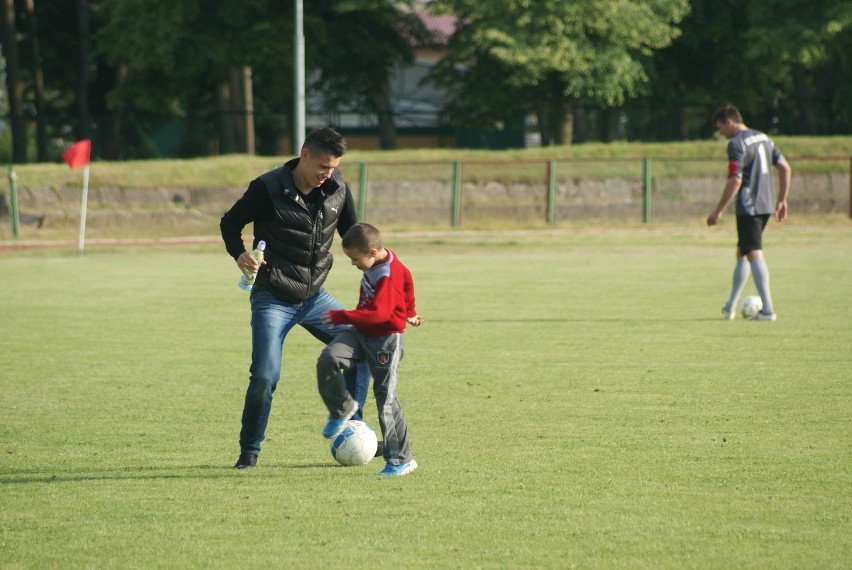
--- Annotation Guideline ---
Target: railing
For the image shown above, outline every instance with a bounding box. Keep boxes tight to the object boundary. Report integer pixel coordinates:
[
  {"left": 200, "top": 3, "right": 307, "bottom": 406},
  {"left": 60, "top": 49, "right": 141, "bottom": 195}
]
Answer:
[
  {"left": 350, "top": 156, "right": 852, "bottom": 228},
  {"left": 3, "top": 156, "right": 850, "bottom": 241}
]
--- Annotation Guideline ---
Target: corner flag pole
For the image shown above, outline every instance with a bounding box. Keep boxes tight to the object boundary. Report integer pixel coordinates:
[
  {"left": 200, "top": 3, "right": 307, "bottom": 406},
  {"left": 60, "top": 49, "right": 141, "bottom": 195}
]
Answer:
[
  {"left": 61, "top": 139, "right": 92, "bottom": 256},
  {"left": 77, "top": 164, "right": 90, "bottom": 256}
]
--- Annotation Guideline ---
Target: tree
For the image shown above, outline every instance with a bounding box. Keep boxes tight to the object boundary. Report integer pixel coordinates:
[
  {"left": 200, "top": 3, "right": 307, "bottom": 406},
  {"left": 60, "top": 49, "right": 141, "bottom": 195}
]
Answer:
[
  {"left": 23, "top": 0, "right": 47, "bottom": 161},
  {"left": 97, "top": 0, "right": 289, "bottom": 157},
  {"left": 306, "top": 0, "right": 429, "bottom": 150},
  {"left": 1, "top": 0, "right": 26, "bottom": 162},
  {"left": 745, "top": 0, "right": 852, "bottom": 135},
  {"left": 4, "top": 0, "right": 848, "bottom": 163},
  {"left": 23, "top": 1, "right": 86, "bottom": 158},
  {"left": 429, "top": 0, "right": 689, "bottom": 145},
  {"left": 622, "top": 0, "right": 755, "bottom": 141},
  {"left": 74, "top": 0, "right": 91, "bottom": 141},
  {"left": 628, "top": 0, "right": 852, "bottom": 141}
]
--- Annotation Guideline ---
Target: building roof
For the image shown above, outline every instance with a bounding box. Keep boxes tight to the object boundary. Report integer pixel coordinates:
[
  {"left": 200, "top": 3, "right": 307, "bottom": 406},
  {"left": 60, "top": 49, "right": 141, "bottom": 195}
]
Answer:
[{"left": 417, "top": 11, "right": 459, "bottom": 45}]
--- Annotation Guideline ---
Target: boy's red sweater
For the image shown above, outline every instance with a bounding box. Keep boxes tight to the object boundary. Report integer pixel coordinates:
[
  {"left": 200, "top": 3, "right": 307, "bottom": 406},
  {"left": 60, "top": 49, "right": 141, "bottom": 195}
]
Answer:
[{"left": 328, "top": 249, "right": 417, "bottom": 336}]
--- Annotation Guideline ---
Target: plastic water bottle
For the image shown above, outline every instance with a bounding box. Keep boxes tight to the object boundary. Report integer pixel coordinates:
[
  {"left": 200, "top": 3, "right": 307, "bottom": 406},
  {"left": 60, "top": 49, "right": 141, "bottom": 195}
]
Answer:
[{"left": 238, "top": 240, "right": 266, "bottom": 291}]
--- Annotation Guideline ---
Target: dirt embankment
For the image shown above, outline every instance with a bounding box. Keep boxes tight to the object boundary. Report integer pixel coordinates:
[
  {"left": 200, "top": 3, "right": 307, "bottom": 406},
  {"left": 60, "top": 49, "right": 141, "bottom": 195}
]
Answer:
[{"left": 2, "top": 171, "right": 849, "bottom": 231}]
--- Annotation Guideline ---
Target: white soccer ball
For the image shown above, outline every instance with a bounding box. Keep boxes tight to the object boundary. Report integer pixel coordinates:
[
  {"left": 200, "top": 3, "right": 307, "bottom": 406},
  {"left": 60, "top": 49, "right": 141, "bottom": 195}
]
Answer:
[
  {"left": 741, "top": 295, "right": 763, "bottom": 319},
  {"left": 330, "top": 420, "right": 378, "bottom": 466}
]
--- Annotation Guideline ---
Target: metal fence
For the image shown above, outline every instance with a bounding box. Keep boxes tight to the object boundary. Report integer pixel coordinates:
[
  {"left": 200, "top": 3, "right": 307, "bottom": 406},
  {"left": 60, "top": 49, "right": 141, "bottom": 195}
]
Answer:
[
  {"left": 3, "top": 156, "right": 850, "bottom": 243},
  {"left": 352, "top": 157, "right": 852, "bottom": 228}
]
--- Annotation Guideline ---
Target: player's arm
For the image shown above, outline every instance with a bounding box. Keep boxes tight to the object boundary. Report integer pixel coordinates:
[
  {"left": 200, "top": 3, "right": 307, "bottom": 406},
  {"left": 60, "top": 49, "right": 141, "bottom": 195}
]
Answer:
[
  {"left": 330, "top": 278, "right": 396, "bottom": 327},
  {"left": 220, "top": 180, "right": 270, "bottom": 259},
  {"left": 707, "top": 167, "right": 742, "bottom": 226},
  {"left": 774, "top": 159, "right": 792, "bottom": 222},
  {"left": 403, "top": 266, "right": 422, "bottom": 326},
  {"left": 337, "top": 182, "right": 359, "bottom": 235}
]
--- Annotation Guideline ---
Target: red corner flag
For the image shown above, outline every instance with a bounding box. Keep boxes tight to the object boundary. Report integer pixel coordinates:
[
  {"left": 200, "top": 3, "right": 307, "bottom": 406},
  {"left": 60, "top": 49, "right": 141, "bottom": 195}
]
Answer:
[{"left": 62, "top": 139, "right": 91, "bottom": 169}]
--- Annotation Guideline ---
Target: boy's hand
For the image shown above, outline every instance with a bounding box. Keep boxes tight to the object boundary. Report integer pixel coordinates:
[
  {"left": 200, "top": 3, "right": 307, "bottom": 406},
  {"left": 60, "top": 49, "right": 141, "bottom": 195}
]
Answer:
[
  {"left": 407, "top": 315, "right": 423, "bottom": 327},
  {"left": 321, "top": 311, "right": 333, "bottom": 328}
]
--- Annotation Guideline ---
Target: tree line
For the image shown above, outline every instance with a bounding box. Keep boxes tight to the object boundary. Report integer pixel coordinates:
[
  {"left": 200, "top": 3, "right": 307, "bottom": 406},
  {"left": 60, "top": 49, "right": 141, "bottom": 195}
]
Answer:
[{"left": 1, "top": 0, "right": 850, "bottom": 163}]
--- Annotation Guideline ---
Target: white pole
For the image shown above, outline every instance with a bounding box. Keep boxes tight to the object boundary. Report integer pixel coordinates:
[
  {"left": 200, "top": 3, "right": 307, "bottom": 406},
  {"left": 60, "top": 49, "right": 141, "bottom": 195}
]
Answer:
[
  {"left": 77, "top": 165, "right": 90, "bottom": 256},
  {"left": 294, "top": 0, "right": 305, "bottom": 153}
]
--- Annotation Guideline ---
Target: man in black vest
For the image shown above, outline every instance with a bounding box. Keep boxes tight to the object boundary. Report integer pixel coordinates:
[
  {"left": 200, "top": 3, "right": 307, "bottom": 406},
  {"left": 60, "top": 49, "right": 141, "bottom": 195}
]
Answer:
[{"left": 220, "top": 128, "right": 370, "bottom": 469}]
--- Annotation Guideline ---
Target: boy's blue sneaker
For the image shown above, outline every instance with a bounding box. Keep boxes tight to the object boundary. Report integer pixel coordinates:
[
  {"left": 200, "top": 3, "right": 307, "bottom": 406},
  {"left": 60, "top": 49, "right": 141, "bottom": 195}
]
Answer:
[
  {"left": 379, "top": 459, "right": 418, "bottom": 477},
  {"left": 322, "top": 401, "right": 359, "bottom": 439}
]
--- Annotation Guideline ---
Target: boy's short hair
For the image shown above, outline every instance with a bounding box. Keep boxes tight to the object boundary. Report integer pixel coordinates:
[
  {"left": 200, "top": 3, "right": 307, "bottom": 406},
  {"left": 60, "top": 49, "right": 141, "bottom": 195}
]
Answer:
[
  {"left": 302, "top": 128, "right": 347, "bottom": 157},
  {"left": 712, "top": 104, "right": 743, "bottom": 125},
  {"left": 342, "top": 223, "right": 383, "bottom": 253}
]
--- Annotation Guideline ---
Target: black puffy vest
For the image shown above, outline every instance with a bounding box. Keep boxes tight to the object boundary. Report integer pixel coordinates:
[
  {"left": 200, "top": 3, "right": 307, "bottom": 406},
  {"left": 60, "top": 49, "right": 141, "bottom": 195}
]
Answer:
[{"left": 253, "top": 159, "right": 348, "bottom": 303}]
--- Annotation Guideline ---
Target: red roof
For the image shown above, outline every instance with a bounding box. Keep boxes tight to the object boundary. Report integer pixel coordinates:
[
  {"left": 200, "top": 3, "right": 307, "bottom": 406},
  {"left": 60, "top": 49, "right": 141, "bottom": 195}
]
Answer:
[{"left": 417, "top": 11, "right": 459, "bottom": 44}]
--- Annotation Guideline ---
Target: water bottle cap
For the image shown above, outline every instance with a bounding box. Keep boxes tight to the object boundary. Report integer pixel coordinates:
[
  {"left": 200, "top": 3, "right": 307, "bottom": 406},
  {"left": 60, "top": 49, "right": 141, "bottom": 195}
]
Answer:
[{"left": 257, "top": 240, "right": 266, "bottom": 250}]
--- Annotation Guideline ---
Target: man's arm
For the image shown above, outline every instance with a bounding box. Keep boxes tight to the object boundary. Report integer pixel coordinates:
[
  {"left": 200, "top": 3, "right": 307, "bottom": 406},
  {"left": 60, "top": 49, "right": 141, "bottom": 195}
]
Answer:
[
  {"left": 220, "top": 180, "right": 270, "bottom": 259},
  {"left": 707, "top": 175, "right": 742, "bottom": 226},
  {"left": 338, "top": 183, "right": 359, "bottom": 236},
  {"left": 774, "top": 159, "right": 792, "bottom": 221}
]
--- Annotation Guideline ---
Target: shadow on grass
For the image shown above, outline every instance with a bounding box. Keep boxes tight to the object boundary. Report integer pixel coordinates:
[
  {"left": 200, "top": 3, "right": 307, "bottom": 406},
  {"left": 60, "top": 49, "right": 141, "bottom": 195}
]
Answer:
[
  {"left": 428, "top": 317, "right": 731, "bottom": 322},
  {"left": 0, "top": 462, "right": 336, "bottom": 484}
]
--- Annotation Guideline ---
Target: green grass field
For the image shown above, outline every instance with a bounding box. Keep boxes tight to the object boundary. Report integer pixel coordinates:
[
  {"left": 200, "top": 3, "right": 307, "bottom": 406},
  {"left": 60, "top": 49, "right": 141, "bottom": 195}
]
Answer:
[{"left": 1, "top": 227, "right": 850, "bottom": 568}]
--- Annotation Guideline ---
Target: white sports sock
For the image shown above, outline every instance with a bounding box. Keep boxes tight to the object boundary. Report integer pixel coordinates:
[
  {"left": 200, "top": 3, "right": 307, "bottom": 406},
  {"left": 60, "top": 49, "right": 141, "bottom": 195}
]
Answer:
[
  {"left": 750, "top": 258, "right": 774, "bottom": 314},
  {"left": 725, "top": 258, "right": 750, "bottom": 313}
]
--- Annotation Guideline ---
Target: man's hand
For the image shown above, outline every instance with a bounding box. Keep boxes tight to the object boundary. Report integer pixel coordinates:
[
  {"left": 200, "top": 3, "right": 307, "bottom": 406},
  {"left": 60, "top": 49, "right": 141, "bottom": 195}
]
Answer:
[
  {"left": 708, "top": 176, "right": 741, "bottom": 227},
  {"left": 775, "top": 200, "right": 788, "bottom": 222},
  {"left": 237, "top": 251, "right": 264, "bottom": 275}
]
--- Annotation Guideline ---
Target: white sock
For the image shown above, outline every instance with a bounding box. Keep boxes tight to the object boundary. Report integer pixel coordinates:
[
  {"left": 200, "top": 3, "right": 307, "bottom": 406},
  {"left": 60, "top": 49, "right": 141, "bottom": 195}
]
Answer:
[
  {"left": 750, "top": 258, "right": 774, "bottom": 314},
  {"left": 725, "top": 258, "right": 750, "bottom": 313}
]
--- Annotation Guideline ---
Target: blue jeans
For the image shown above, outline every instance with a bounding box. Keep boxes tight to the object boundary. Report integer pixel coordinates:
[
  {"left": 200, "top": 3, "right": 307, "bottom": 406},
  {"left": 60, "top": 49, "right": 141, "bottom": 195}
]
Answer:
[{"left": 240, "top": 287, "right": 370, "bottom": 455}]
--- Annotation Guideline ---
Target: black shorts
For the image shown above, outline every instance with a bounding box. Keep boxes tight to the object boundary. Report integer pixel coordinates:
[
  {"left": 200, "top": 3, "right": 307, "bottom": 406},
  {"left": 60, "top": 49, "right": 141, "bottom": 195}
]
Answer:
[{"left": 736, "top": 214, "right": 770, "bottom": 255}]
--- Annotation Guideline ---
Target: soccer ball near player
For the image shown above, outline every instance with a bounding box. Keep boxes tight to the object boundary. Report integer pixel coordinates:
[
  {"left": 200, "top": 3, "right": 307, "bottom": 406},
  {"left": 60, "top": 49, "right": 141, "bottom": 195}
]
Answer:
[
  {"left": 741, "top": 295, "right": 763, "bottom": 319},
  {"left": 330, "top": 420, "right": 378, "bottom": 466}
]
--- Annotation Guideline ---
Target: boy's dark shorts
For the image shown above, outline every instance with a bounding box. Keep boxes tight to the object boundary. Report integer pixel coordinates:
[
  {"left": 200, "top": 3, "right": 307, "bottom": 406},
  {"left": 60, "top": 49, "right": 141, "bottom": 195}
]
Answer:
[{"left": 736, "top": 214, "right": 770, "bottom": 255}]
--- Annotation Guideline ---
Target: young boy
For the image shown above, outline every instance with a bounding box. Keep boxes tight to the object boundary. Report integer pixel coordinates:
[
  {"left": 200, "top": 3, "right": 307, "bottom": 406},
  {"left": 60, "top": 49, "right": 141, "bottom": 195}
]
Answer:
[{"left": 317, "top": 223, "right": 423, "bottom": 476}]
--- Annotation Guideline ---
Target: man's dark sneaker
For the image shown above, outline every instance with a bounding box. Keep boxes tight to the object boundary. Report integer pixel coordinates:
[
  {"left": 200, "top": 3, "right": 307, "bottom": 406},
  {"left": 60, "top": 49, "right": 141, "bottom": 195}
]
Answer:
[
  {"left": 374, "top": 440, "right": 384, "bottom": 458},
  {"left": 234, "top": 453, "right": 257, "bottom": 469}
]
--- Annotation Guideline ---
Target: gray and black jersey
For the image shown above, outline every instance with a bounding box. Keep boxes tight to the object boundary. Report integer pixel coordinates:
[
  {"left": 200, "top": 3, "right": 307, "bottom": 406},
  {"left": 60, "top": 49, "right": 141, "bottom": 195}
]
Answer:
[{"left": 727, "top": 129, "right": 786, "bottom": 216}]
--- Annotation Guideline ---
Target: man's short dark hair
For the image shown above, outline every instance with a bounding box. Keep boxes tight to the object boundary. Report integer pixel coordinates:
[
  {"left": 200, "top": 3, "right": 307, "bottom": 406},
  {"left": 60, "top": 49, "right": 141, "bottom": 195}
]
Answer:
[
  {"left": 302, "top": 128, "right": 347, "bottom": 157},
  {"left": 713, "top": 104, "right": 743, "bottom": 125}
]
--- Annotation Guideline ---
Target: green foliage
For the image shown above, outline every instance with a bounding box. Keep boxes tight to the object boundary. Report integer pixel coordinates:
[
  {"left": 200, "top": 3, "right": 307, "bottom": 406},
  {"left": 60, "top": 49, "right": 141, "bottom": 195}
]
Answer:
[
  {"left": 94, "top": 0, "right": 288, "bottom": 157},
  {"left": 628, "top": 0, "right": 852, "bottom": 140},
  {"left": 0, "top": 127, "right": 10, "bottom": 163},
  {"left": 1, "top": 229, "right": 850, "bottom": 567},
  {"left": 430, "top": 0, "right": 689, "bottom": 142},
  {"left": 308, "top": 1, "right": 428, "bottom": 111},
  {"left": 4, "top": 0, "right": 852, "bottom": 162}
]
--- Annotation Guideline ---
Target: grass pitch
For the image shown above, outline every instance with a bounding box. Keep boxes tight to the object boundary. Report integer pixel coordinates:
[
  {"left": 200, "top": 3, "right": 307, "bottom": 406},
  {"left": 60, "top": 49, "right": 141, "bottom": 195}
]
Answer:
[{"left": 1, "top": 226, "right": 850, "bottom": 568}]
